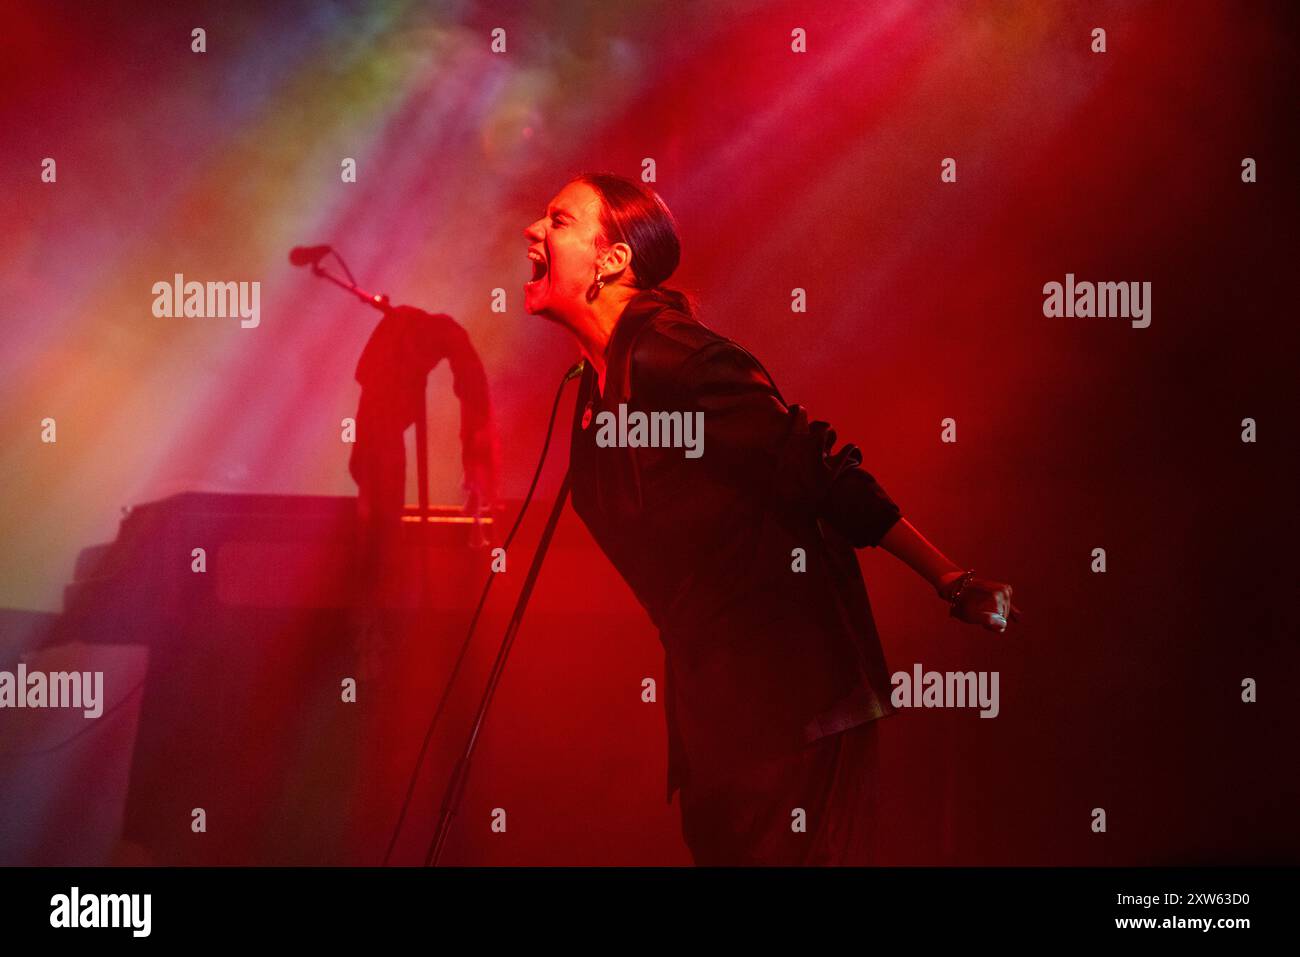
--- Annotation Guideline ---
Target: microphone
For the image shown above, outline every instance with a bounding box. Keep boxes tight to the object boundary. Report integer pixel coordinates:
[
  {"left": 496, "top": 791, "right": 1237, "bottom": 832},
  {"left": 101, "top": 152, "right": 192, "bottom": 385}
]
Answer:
[{"left": 289, "top": 244, "right": 332, "bottom": 267}]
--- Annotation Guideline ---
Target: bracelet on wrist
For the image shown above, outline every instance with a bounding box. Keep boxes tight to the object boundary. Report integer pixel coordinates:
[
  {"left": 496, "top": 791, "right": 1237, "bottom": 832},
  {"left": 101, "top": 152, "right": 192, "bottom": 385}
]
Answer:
[{"left": 937, "top": 568, "right": 975, "bottom": 603}]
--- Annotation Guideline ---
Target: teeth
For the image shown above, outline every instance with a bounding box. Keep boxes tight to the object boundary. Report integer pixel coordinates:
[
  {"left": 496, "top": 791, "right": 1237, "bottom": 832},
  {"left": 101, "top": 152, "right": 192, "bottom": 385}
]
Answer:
[{"left": 527, "top": 251, "right": 545, "bottom": 262}]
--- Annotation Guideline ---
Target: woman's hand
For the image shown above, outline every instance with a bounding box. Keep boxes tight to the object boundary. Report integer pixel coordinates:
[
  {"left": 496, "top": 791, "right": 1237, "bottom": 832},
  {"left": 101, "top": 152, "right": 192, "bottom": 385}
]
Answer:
[{"left": 940, "top": 573, "right": 1022, "bottom": 633}]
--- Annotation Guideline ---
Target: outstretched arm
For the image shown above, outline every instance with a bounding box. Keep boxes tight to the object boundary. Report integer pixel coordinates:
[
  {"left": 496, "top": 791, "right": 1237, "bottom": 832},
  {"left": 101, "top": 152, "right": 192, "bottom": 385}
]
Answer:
[
  {"left": 879, "top": 517, "right": 1022, "bottom": 632},
  {"left": 878, "top": 517, "right": 964, "bottom": 592},
  {"left": 635, "top": 326, "right": 1021, "bottom": 632}
]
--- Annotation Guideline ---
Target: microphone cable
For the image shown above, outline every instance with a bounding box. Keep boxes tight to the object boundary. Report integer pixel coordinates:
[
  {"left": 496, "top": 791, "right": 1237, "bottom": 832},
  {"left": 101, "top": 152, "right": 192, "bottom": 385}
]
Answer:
[{"left": 382, "top": 358, "right": 585, "bottom": 865}]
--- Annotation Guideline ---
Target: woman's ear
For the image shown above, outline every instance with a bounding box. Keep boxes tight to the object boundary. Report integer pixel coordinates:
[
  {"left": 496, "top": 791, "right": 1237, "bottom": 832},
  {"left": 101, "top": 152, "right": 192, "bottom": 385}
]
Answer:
[{"left": 600, "top": 241, "right": 634, "bottom": 277}]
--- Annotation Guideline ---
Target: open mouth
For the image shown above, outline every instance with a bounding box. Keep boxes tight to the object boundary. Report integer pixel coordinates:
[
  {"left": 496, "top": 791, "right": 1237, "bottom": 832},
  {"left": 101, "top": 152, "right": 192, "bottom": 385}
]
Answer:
[{"left": 526, "top": 249, "right": 548, "bottom": 286}]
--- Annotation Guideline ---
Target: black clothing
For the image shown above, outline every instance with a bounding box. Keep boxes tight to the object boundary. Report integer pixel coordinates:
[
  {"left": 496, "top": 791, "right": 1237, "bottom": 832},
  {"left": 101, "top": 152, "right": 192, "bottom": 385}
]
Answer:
[
  {"left": 349, "top": 306, "right": 496, "bottom": 522},
  {"left": 678, "top": 716, "right": 882, "bottom": 865},
  {"left": 567, "top": 287, "right": 904, "bottom": 804}
]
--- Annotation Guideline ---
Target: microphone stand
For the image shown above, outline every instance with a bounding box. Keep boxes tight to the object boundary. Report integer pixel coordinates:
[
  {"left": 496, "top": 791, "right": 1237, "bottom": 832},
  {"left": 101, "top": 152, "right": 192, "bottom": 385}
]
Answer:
[
  {"left": 424, "top": 469, "right": 574, "bottom": 866},
  {"left": 310, "top": 259, "right": 394, "bottom": 316},
  {"left": 307, "top": 247, "right": 541, "bottom": 868}
]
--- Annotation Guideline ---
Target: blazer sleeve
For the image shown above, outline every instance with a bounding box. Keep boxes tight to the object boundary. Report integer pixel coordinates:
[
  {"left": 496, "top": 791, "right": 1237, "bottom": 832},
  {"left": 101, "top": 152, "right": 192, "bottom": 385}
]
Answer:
[{"left": 634, "top": 330, "right": 904, "bottom": 548}]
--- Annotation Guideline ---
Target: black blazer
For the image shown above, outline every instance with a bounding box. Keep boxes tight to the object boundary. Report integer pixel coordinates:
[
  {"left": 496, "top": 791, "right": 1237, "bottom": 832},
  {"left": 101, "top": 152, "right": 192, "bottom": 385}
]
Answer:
[{"left": 568, "top": 287, "right": 904, "bottom": 802}]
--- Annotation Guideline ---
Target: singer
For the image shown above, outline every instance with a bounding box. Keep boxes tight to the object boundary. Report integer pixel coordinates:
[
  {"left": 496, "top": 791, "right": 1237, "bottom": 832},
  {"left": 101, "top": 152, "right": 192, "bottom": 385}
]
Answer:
[{"left": 522, "top": 172, "right": 1021, "bottom": 866}]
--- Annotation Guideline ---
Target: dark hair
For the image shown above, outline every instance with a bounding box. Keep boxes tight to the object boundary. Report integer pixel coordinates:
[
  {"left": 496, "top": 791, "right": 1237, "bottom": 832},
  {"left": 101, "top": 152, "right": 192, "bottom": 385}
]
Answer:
[{"left": 573, "top": 171, "right": 695, "bottom": 316}]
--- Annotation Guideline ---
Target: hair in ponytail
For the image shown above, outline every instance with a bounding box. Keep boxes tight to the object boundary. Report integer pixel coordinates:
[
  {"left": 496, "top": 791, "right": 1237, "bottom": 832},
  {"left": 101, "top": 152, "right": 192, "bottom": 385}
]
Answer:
[
  {"left": 649, "top": 285, "right": 694, "bottom": 315},
  {"left": 573, "top": 171, "right": 696, "bottom": 317}
]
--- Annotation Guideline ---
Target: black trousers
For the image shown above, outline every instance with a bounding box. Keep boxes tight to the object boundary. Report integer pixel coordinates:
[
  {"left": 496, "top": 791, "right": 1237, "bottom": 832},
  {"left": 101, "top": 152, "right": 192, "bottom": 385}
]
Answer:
[{"left": 678, "top": 719, "right": 882, "bottom": 866}]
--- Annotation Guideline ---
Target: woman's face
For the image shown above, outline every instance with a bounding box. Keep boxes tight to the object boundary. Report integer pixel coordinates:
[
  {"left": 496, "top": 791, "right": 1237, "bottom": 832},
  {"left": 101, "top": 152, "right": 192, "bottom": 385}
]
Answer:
[{"left": 522, "top": 180, "right": 608, "bottom": 317}]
